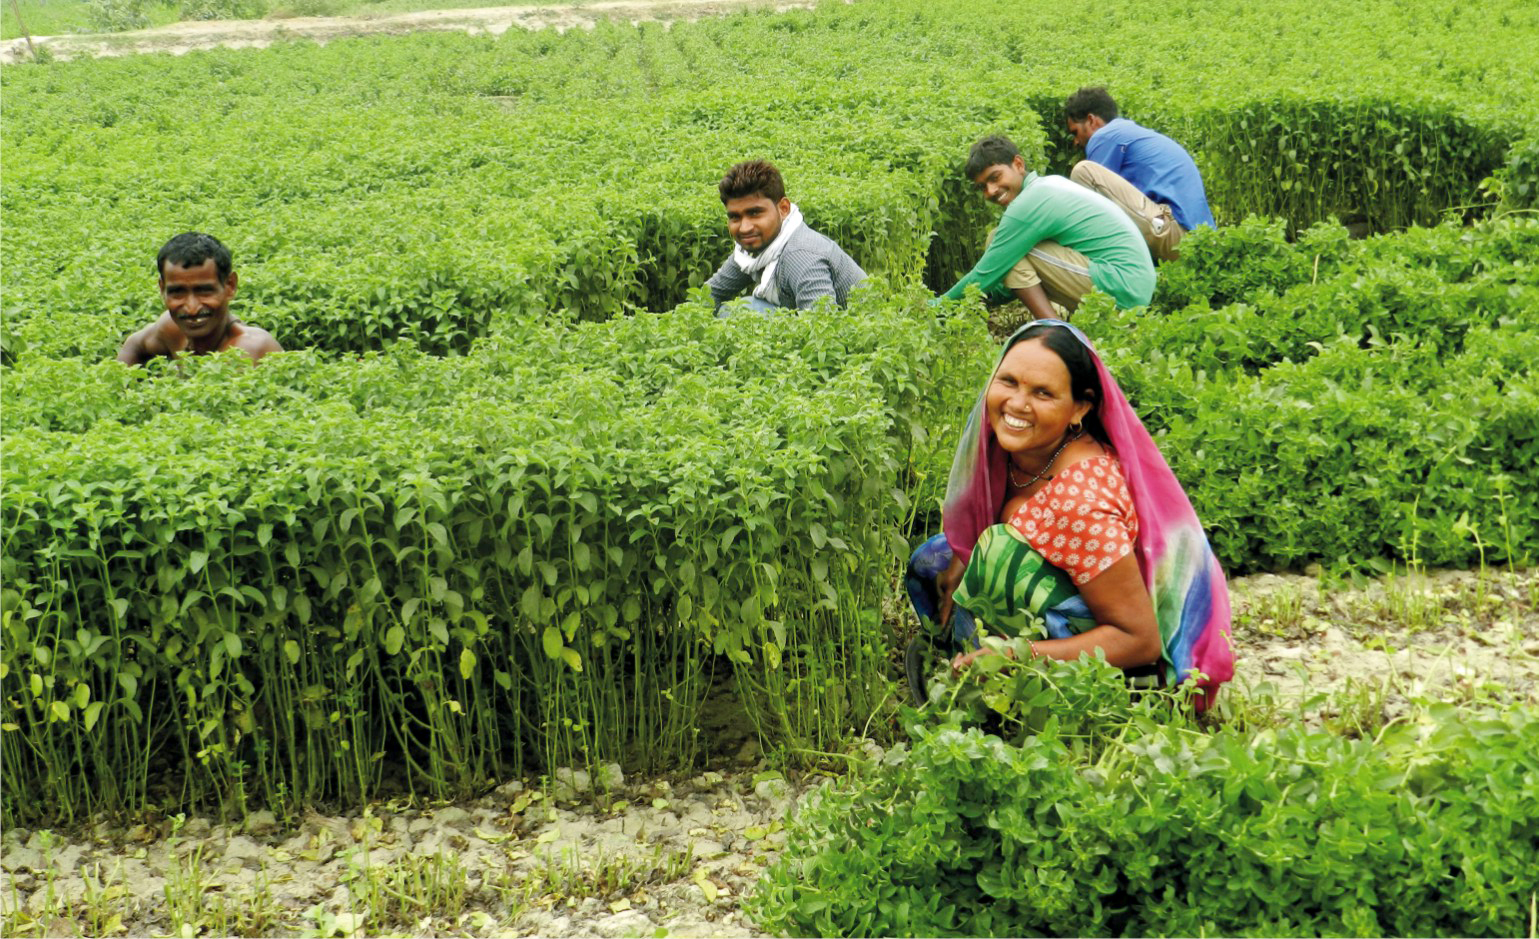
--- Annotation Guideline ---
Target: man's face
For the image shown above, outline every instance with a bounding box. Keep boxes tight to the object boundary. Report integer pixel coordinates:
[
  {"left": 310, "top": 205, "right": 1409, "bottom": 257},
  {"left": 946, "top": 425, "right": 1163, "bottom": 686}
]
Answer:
[
  {"left": 1066, "top": 114, "right": 1104, "bottom": 149},
  {"left": 725, "top": 193, "right": 791, "bottom": 253},
  {"left": 160, "top": 259, "right": 237, "bottom": 341},
  {"left": 972, "top": 155, "right": 1028, "bottom": 208}
]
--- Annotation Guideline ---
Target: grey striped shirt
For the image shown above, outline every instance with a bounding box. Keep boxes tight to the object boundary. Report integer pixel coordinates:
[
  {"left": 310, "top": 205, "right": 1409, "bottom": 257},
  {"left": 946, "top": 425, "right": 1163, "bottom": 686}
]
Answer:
[{"left": 706, "top": 224, "right": 868, "bottom": 310}]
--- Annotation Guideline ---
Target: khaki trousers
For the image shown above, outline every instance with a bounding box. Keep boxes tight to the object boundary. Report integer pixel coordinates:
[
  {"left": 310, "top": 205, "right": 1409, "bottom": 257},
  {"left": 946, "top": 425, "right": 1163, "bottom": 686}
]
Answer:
[
  {"left": 989, "top": 229, "right": 1095, "bottom": 313},
  {"left": 1070, "top": 160, "right": 1184, "bottom": 262}
]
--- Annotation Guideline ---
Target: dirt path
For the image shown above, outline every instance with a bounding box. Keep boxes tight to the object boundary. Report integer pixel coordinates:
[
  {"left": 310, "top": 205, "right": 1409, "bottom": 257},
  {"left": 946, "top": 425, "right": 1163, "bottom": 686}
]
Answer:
[{"left": 0, "top": 0, "right": 819, "bottom": 64}]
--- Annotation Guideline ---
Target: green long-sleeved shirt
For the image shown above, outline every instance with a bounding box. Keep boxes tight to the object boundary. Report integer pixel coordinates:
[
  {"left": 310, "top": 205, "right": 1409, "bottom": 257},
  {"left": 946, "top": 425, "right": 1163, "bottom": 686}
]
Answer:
[{"left": 944, "top": 172, "right": 1156, "bottom": 309}]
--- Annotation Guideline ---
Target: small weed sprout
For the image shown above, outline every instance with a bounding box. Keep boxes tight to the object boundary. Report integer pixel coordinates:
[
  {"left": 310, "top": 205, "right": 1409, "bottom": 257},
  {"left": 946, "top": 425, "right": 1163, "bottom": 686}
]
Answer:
[
  {"left": 1320, "top": 676, "right": 1393, "bottom": 739},
  {"left": 1242, "top": 583, "right": 1309, "bottom": 637},
  {"left": 345, "top": 849, "right": 474, "bottom": 928},
  {"left": 529, "top": 842, "right": 694, "bottom": 903}
]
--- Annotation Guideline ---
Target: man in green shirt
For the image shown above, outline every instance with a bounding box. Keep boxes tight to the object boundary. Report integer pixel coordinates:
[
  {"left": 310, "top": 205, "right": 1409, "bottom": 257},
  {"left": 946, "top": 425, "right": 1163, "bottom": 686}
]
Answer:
[{"left": 942, "top": 135, "right": 1155, "bottom": 318}]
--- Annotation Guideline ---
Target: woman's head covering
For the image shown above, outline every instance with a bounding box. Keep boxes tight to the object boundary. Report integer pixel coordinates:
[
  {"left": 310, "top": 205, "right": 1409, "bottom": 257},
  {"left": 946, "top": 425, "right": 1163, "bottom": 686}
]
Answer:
[{"left": 942, "top": 319, "right": 1234, "bottom": 708}]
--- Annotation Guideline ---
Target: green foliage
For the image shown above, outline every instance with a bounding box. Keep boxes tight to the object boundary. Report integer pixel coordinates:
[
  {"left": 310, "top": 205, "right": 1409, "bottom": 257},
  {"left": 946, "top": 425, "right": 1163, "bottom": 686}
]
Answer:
[
  {"left": 264, "top": 0, "right": 343, "bottom": 14},
  {"left": 0, "top": 24, "right": 1044, "bottom": 360},
  {"left": 750, "top": 660, "right": 1539, "bottom": 937},
  {"left": 6, "top": 0, "right": 1539, "bottom": 361},
  {"left": 0, "top": 297, "right": 985, "bottom": 824},
  {"left": 4, "top": 0, "right": 1539, "bottom": 829},
  {"left": 84, "top": 0, "right": 149, "bottom": 31},
  {"left": 1184, "top": 95, "right": 1508, "bottom": 231},
  {"left": 1043, "top": 217, "right": 1539, "bottom": 572},
  {"left": 1494, "top": 131, "right": 1539, "bottom": 210},
  {"left": 178, "top": 0, "right": 266, "bottom": 20}
]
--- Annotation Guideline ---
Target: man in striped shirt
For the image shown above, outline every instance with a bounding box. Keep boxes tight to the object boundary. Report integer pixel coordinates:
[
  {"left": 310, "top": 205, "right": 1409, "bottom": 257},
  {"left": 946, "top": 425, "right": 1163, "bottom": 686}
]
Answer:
[
  {"left": 941, "top": 136, "right": 1155, "bottom": 319},
  {"left": 705, "top": 160, "right": 868, "bottom": 313}
]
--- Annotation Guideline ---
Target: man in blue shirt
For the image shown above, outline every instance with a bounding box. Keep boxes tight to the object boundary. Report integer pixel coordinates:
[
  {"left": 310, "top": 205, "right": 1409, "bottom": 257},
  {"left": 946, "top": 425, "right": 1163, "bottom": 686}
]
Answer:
[{"left": 1064, "top": 87, "right": 1216, "bottom": 261}]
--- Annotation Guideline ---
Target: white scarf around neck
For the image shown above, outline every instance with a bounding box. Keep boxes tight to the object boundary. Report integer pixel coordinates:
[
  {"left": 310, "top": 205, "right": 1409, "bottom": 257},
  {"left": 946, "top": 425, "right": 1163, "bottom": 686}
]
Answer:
[{"left": 731, "top": 203, "right": 804, "bottom": 306}]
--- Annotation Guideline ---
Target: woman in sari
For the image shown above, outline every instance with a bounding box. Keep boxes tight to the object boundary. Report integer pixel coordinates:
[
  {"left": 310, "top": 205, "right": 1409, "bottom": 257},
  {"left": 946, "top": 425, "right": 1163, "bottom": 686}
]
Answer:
[{"left": 906, "top": 319, "right": 1233, "bottom": 706}]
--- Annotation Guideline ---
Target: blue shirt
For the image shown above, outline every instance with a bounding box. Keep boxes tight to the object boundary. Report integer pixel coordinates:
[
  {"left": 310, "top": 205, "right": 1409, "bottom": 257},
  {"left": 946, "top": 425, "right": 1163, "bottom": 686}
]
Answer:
[{"left": 1085, "top": 118, "right": 1216, "bottom": 232}]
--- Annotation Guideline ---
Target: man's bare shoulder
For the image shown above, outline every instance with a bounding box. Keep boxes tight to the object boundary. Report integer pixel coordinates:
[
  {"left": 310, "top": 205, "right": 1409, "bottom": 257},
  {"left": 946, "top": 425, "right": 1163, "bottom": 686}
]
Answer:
[
  {"left": 117, "top": 313, "right": 179, "bottom": 364},
  {"left": 227, "top": 321, "right": 283, "bottom": 363}
]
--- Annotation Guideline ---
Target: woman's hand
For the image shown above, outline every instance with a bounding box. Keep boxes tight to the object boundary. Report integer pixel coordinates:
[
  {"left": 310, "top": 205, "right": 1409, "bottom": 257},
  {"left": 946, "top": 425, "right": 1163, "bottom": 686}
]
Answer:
[
  {"left": 935, "top": 552, "right": 968, "bottom": 627},
  {"left": 950, "top": 642, "right": 1018, "bottom": 671}
]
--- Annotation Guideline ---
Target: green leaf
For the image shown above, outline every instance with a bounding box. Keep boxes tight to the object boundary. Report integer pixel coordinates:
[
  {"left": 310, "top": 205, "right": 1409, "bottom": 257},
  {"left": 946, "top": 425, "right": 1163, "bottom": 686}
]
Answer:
[
  {"left": 542, "top": 626, "right": 563, "bottom": 660},
  {"left": 459, "top": 647, "right": 476, "bottom": 680},
  {"left": 383, "top": 626, "right": 405, "bottom": 656}
]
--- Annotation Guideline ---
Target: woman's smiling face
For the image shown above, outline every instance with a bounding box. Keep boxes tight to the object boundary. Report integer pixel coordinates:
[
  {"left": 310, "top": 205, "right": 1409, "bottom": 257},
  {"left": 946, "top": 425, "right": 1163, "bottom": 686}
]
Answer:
[{"left": 986, "top": 337, "right": 1092, "bottom": 455}]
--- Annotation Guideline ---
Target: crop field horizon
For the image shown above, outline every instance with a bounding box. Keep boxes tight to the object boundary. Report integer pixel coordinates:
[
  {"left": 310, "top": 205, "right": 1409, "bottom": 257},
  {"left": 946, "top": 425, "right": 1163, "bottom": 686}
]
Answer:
[{"left": 2, "top": 0, "right": 1538, "bottom": 934}]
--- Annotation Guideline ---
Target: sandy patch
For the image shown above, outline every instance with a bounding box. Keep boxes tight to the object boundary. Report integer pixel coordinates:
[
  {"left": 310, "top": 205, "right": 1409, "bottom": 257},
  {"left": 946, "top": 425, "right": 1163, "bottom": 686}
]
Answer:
[{"left": 2, "top": 0, "right": 823, "bottom": 63}]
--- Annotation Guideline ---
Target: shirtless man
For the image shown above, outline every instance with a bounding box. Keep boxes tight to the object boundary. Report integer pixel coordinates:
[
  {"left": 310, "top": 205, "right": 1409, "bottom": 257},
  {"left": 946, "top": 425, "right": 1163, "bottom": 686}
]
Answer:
[{"left": 117, "top": 233, "right": 281, "bottom": 365}]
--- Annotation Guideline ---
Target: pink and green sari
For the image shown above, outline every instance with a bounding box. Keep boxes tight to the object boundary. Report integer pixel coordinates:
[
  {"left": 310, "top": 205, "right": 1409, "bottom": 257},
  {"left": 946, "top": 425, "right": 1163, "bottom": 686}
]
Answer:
[{"left": 940, "top": 320, "right": 1234, "bottom": 708}]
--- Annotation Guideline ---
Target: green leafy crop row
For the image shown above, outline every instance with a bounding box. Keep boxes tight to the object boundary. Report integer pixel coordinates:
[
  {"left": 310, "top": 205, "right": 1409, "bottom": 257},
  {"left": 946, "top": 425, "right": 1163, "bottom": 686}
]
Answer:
[
  {"left": 750, "top": 656, "right": 1539, "bottom": 937},
  {"left": 1071, "top": 217, "right": 1539, "bottom": 571},
  {"left": 0, "top": 296, "right": 982, "bottom": 824}
]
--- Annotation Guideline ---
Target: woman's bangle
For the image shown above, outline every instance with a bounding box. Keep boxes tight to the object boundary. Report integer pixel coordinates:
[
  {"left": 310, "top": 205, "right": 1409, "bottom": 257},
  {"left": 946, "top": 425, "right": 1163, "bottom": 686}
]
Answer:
[{"left": 1029, "top": 641, "right": 1039, "bottom": 659}]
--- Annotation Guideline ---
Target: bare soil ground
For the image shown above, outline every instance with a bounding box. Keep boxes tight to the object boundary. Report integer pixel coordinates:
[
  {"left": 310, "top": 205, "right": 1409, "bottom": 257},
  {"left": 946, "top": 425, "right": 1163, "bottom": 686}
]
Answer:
[
  {"left": 1229, "top": 566, "right": 1538, "bottom": 724},
  {"left": 0, "top": 0, "right": 819, "bottom": 64}
]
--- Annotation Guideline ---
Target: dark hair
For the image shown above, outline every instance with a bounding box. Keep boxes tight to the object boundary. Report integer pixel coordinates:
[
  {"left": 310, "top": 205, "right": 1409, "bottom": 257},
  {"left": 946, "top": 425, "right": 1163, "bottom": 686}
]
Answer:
[
  {"left": 719, "top": 160, "right": 786, "bottom": 204},
  {"left": 964, "top": 135, "right": 1020, "bottom": 180},
  {"left": 1064, "top": 86, "right": 1119, "bottom": 123},
  {"left": 156, "top": 232, "right": 233, "bottom": 282},
  {"left": 1009, "top": 322, "right": 1108, "bottom": 442}
]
